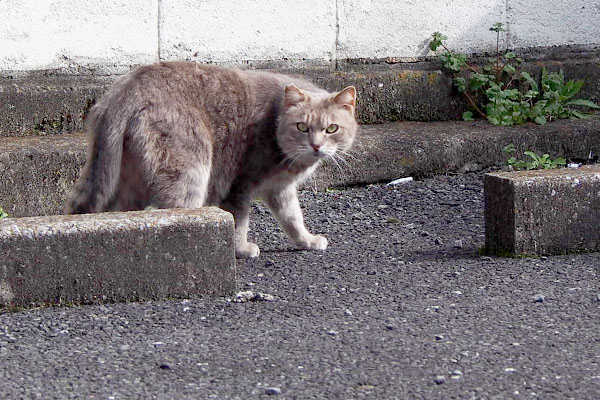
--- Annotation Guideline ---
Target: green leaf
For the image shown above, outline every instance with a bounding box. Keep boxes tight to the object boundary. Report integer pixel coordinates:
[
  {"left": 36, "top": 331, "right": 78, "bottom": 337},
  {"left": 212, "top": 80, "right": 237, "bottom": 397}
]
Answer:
[
  {"left": 440, "top": 52, "right": 467, "bottom": 73},
  {"left": 502, "top": 63, "right": 516, "bottom": 74},
  {"left": 503, "top": 143, "right": 516, "bottom": 154},
  {"left": 534, "top": 115, "right": 547, "bottom": 125},
  {"left": 520, "top": 71, "right": 539, "bottom": 91},
  {"left": 504, "top": 51, "right": 516, "bottom": 59},
  {"left": 487, "top": 116, "right": 500, "bottom": 125},
  {"left": 0, "top": 207, "right": 7, "bottom": 219},
  {"left": 490, "top": 22, "right": 505, "bottom": 32},
  {"left": 571, "top": 110, "right": 592, "bottom": 120},
  {"left": 565, "top": 99, "right": 600, "bottom": 109},
  {"left": 453, "top": 77, "right": 467, "bottom": 92},
  {"left": 429, "top": 32, "right": 448, "bottom": 51},
  {"left": 462, "top": 111, "right": 474, "bottom": 121}
]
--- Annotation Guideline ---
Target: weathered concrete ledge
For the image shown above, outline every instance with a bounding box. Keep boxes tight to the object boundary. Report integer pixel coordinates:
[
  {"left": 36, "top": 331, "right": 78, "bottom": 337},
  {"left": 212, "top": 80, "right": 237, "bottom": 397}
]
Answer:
[
  {"left": 484, "top": 166, "right": 600, "bottom": 256},
  {"left": 2, "top": 53, "right": 599, "bottom": 136},
  {"left": 0, "top": 68, "right": 459, "bottom": 137},
  {"left": 313, "top": 116, "right": 600, "bottom": 189},
  {"left": 0, "top": 207, "right": 236, "bottom": 308},
  {"left": 1, "top": 117, "right": 600, "bottom": 218}
]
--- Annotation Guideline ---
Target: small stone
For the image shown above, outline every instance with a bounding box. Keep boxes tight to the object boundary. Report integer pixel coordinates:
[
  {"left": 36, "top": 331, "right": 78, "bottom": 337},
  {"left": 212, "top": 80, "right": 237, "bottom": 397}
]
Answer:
[
  {"left": 344, "top": 309, "right": 353, "bottom": 316},
  {"left": 534, "top": 294, "right": 545, "bottom": 303},
  {"left": 453, "top": 239, "right": 463, "bottom": 248},
  {"left": 434, "top": 237, "right": 443, "bottom": 245},
  {"left": 420, "top": 231, "right": 430, "bottom": 237},
  {"left": 434, "top": 375, "right": 446, "bottom": 385},
  {"left": 451, "top": 370, "right": 463, "bottom": 379},
  {"left": 385, "top": 324, "right": 395, "bottom": 331},
  {"left": 435, "top": 335, "right": 444, "bottom": 341},
  {"left": 233, "top": 291, "right": 275, "bottom": 303},
  {"left": 265, "top": 387, "right": 281, "bottom": 395},
  {"left": 327, "top": 330, "right": 338, "bottom": 336},
  {"left": 159, "top": 363, "right": 172, "bottom": 370},
  {"left": 265, "top": 260, "right": 275, "bottom": 267}
]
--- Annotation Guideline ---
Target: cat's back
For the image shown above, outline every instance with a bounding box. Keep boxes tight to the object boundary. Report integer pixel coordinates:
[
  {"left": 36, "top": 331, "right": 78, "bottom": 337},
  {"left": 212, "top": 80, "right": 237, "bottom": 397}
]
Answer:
[{"left": 101, "top": 62, "right": 247, "bottom": 107}]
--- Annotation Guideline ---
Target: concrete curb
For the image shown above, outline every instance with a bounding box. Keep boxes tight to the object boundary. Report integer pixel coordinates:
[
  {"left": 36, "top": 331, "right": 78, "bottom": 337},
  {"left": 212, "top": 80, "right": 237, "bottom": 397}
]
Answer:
[
  {"left": 484, "top": 166, "right": 600, "bottom": 255},
  {"left": 2, "top": 117, "right": 599, "bottom": 218},
  {"left": 0, "top": 207, "right": 236, "bottom": 308}
]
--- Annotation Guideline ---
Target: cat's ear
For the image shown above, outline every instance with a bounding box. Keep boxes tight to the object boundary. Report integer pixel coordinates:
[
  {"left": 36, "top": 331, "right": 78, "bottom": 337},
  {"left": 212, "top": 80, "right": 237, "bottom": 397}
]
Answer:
[
  {"left": 284, "top": 84, "right": 307, "bottom": 109},
  {"left": 333, "top": 86, "right": 356, "bottom": 114}
]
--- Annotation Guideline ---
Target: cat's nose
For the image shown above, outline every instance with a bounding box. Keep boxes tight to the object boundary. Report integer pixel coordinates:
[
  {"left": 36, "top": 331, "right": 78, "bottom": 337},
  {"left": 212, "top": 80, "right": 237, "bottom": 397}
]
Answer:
[{"left": 310, "top": 144, "right": 321, "bottom": 152}]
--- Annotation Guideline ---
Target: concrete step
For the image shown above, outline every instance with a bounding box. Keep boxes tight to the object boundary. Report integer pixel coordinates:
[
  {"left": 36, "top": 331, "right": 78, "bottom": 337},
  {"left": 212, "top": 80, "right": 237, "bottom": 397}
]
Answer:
[
  {"left": 484, "top": 165, "right": 600, "bottom": 256},
  {"left": 2, "top": 117, "right": 600, "bottom": 218},
  {"left": 3, "top": 55, "right": 599, "bottom": 137},
  {"left": 0, "top": 207, "right": 235, "bottom": 308}
]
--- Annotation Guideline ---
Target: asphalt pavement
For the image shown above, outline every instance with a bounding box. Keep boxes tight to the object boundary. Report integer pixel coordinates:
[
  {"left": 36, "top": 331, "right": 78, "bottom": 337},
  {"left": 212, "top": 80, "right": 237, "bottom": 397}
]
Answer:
[{"left": 1, "top": 172, "right": 599, "bottom": 399}]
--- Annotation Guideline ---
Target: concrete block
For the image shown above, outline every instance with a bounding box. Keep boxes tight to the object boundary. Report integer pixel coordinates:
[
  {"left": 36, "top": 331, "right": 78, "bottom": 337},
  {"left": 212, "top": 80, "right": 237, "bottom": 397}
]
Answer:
[
  {"left": 159, "top": 0, "right": 336, "bottom": 65},
  {"left": 0, "top": 208, "right": 236, "bottom": 308},
  {"left": 337, "top": 0, "right": 506, "bottom": 59},
  {"left": 0, "top": 0, "right": 157, "bottom": 73},
  {"left": 507, "top": 0, "right": 600, "bottom": 49},
  {"left": 484, "top": 166, "right": 600, "bottom": 255}
]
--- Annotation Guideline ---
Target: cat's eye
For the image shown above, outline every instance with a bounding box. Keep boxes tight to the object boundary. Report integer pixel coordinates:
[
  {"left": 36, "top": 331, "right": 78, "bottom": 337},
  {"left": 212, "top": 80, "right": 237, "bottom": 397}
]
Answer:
[
  {"left": 325, "top": 124, "right": 339, "bottom": 134},
  {"left": 296, "top": 122, "right": 309, "bottom": 133}
]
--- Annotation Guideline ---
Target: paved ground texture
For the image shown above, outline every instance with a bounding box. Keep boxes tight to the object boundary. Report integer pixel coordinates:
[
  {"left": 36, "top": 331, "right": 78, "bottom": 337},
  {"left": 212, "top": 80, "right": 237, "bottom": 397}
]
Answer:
[{"left": 1, "top": 172, "right": 599, "bottom": 399}]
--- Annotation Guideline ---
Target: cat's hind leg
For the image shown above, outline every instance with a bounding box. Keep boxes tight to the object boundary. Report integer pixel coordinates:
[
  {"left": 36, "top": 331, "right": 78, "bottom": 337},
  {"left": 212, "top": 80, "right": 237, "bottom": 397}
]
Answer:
[
  {"left": 152, "top": 165, "right": 211, "bottom": 209},
  {"left": 142, "top": 119, "right": 213, "bottom": 210}
]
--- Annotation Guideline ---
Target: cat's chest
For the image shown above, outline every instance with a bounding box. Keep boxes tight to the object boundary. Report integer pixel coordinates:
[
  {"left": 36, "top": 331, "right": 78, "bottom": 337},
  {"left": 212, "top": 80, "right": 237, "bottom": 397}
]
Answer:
[{"left": 254, "top": 163, "right": 318, "bottom": 195}]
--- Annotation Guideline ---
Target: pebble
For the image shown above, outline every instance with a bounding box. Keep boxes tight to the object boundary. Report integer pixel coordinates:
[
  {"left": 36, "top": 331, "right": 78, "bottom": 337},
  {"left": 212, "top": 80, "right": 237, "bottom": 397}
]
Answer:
[
  {"left": 233, "top": 291, "right": 275, "bottom": 303},
  {"left": 453, "top": 239, "right": 463, "bottom": 248},
  {"left": 434, "top": 375, "right": 446, "bottom": 385},
  {"left": 327, "top": 330, "right": 338, "bottom": 336},
  {"left": 451, "top": 370, "right": 463, "bottom": 379},
  {"left": 265, "top": 387, "right": 282, "bottom": 395},
  {"left": 344, "top": 309, "right": 353, "bottom": 316},
  {"left": 159, "top": 363, "right": 172, "bottom": 370},
  {"left": 534, "top": 294, "right": 545, "bottom": 303},
  {"left": 434, "top": 237, "right": 443, "bottom": 245}
]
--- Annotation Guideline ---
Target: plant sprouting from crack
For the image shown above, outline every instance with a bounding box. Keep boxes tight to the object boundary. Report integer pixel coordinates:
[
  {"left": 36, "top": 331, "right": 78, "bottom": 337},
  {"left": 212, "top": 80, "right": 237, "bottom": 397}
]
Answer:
[
  {"left": 503, "top": 143, "right": 566, "bottom": 170},
  {"left": 430, "top": 24, "right": 599, "bottom": 126}
]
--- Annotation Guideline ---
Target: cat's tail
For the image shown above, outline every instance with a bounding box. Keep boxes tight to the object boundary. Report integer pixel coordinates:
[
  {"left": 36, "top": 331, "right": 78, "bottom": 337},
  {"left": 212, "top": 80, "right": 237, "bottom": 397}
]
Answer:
[{"left": 64, "top": 107, "right": 124, "bottom": 214}]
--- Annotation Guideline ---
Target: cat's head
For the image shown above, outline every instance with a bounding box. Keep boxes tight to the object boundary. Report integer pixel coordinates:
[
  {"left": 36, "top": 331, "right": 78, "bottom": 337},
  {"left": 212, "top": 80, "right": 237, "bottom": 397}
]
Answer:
[{"left": 277, "top": 84, "right": 358, "bottom": 168}]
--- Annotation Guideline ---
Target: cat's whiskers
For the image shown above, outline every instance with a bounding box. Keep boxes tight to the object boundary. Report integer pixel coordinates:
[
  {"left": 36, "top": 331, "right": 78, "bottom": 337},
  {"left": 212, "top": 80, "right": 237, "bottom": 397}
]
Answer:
[
  {"left": 332, "top": 152, "right": 353, "bottom": 171},
  {"left": 335, "top": 148, "right": 359, "bottom": 162},
  {"left": 326, "top": 153, "right": 346, "bottom": 178}
]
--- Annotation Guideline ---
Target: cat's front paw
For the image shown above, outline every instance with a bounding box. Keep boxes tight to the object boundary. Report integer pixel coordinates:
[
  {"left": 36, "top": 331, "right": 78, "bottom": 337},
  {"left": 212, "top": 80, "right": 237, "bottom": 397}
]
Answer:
[
  {"left": 236, "top": 242, "right": 260, "bottom": 259},
  {"left": 298, "top": 234, "right": 328, "bottom": 251}
]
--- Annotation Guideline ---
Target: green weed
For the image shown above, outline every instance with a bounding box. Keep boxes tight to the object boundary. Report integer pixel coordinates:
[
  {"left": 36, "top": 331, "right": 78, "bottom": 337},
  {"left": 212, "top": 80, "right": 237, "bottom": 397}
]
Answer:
[{"left": 430, "top": 24, "right": 599, "bottom": 126}]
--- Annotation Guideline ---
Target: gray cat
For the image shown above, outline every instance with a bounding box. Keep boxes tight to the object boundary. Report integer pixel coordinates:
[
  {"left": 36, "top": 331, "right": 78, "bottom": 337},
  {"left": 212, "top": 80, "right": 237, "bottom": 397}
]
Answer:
[{"left": 65, "top": 62, "right": 358, "bottom": 258}]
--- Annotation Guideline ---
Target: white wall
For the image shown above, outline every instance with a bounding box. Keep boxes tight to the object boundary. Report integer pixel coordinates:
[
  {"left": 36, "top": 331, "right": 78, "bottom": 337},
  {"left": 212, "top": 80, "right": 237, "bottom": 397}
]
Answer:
[{"left": 1, "top": 0, "right": 599, "bottom": 73}]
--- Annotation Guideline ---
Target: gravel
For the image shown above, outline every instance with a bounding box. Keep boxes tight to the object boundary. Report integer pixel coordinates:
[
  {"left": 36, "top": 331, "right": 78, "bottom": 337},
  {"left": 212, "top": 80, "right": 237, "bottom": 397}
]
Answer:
[{"left": 0, "top": 172, "right": 599, "bottom": 399}]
